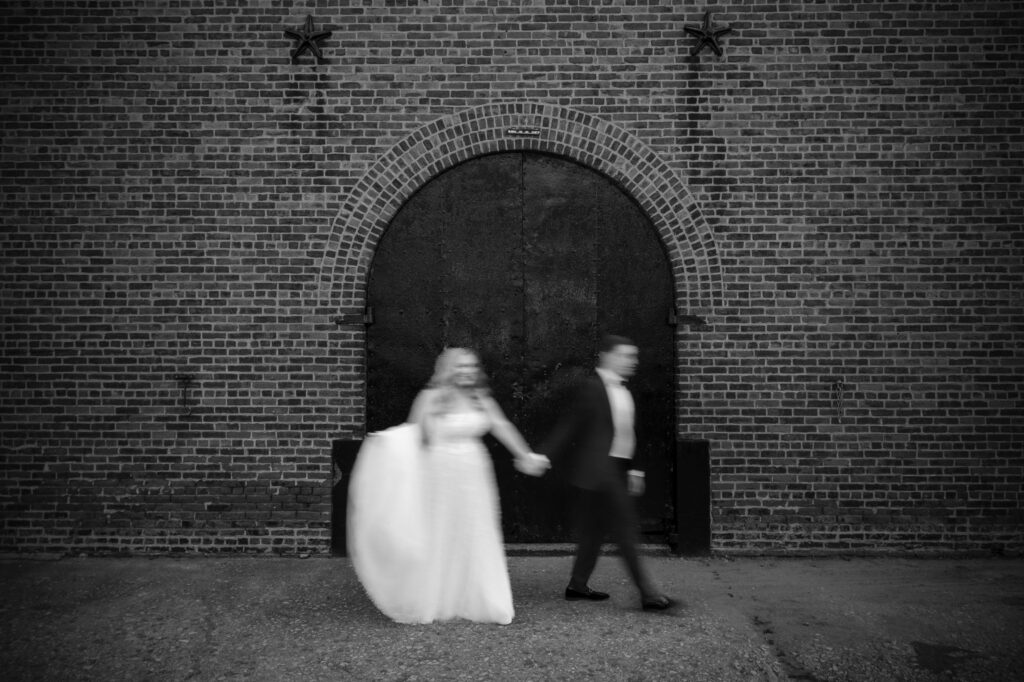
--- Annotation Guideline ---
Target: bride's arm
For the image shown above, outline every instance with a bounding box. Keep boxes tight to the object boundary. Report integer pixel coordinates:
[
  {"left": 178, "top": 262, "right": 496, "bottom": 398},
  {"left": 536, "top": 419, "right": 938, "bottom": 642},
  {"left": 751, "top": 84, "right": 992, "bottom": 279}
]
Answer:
[
  {"left": 407, "top": 389, "right": 437, "bottom": 443},
  {"left": 479, "top": 395, "right": 531, "bottom": 459}
]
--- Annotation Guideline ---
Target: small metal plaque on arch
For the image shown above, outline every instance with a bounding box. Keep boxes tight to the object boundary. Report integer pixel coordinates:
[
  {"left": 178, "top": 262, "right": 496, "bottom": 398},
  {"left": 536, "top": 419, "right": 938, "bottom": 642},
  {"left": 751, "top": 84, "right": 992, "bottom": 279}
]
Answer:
[{"left": 506, "top": 127, "right": 541, "bottom": 137}]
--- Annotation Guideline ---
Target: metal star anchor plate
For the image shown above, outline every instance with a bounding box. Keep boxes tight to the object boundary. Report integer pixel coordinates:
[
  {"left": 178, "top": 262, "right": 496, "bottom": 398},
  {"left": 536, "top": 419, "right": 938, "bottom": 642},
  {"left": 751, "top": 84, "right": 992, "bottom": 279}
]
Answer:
[
  {"left": 284, "top": 15, "right": 332, "bottom": 63},
  {"left": 684, "top": 11, "right": 732, "bottom": 57}
]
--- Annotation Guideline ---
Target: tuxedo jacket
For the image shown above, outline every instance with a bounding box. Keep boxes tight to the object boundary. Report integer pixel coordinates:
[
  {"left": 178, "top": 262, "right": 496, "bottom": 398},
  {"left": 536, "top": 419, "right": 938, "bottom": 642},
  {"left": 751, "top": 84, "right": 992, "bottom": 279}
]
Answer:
[{"left": 540, "top": 371, "right": 641, "bottom": 491}]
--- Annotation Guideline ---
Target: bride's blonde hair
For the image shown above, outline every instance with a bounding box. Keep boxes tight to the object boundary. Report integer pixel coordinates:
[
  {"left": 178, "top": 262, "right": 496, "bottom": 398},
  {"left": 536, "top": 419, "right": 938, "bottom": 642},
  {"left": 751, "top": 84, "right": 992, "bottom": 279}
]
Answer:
[{"left": 427, "top": 347, "right": 489, "bottom": 412}]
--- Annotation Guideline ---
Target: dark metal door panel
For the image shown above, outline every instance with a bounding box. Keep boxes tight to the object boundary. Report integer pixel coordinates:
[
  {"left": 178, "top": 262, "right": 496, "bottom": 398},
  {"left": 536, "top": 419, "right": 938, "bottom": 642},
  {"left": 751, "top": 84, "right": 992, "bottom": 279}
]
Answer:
[
  {"left": 520, "top": 154, "right": 675, "bottom": 540},
  {"left": 365, "top": 152, "right": 674, "bottom": 542},
  {"left": 366, "top": 172, "right": 447, "bottom": 432},
  {"left": 435, "top": 154, "right": 526, "bottom": 432},
  {"left": 366, "top": 155, "right": 524, "bottom": 432},
  {"left": 366, "top": 168, "right": 448, "bottom": 433}
]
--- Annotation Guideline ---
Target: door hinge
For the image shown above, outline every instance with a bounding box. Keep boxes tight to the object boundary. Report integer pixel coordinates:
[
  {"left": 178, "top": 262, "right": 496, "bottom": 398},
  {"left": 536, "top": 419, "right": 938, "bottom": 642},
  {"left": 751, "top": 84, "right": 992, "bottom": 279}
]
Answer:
[
  {"left": 333, "top": 306, "right": 374, "bottom": 327},
  {"left": 670, "top": 308, "right": 709, "bottom": 329}
]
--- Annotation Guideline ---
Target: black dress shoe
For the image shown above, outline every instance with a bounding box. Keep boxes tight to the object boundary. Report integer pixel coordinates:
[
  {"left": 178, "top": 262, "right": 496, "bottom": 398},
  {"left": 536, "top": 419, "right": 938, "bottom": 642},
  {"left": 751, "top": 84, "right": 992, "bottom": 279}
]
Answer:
[
  {"left": 564, "top": 586, "right": 610, "bottom": 601},
  {"left": 641, "top": 595, "right": 676, "bottom": 611}
]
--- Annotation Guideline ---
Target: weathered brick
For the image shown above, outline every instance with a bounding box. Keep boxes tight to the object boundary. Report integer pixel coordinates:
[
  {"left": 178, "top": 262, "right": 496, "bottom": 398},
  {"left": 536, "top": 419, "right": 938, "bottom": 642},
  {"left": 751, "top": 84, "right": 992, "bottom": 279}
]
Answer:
[{"left": 1, "top": 0, "right": 1021, "bottom": 556}]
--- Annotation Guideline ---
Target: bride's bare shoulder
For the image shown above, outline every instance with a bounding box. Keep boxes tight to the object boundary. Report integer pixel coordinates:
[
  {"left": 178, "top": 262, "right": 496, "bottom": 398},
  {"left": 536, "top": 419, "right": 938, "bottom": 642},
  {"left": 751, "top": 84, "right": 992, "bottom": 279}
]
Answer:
[{"left": 408, "top": 387, "right": 443, "bottom": 420}]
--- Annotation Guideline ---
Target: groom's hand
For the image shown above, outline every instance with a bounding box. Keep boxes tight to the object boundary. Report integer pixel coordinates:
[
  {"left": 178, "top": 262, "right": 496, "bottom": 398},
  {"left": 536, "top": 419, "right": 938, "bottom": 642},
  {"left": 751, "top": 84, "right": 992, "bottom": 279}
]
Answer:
[{"left": 531, "top": 453, "right": 551, "bottom": 475}]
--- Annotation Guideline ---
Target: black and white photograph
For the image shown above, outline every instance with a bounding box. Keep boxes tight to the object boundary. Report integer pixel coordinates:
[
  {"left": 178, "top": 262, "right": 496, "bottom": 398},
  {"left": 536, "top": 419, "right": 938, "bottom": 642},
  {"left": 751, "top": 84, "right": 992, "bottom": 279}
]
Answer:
[{"left": 1, "top": 1, "right": 1022, "bottom": 680}]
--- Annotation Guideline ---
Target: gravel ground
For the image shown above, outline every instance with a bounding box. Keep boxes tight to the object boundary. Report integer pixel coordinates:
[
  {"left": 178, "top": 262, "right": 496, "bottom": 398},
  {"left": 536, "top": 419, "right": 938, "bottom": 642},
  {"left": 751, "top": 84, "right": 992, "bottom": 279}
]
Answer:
[{"left": 1, "top": 554, "right": 1022, "bottom": 681}]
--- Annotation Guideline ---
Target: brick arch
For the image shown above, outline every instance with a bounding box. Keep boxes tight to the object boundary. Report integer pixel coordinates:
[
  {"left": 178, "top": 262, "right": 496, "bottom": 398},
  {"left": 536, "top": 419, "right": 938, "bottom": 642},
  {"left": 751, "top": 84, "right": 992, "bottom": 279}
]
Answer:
[{"left": 317, "top": 101, "right": 720, "bottom": 318}]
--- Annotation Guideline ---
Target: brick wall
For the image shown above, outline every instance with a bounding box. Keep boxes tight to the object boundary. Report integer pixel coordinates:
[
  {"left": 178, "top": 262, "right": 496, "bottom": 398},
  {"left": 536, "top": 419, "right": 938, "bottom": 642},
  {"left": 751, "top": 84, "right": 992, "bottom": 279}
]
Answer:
[{"left": 1, "top": 0, "right": 1021, "bottom": 555}]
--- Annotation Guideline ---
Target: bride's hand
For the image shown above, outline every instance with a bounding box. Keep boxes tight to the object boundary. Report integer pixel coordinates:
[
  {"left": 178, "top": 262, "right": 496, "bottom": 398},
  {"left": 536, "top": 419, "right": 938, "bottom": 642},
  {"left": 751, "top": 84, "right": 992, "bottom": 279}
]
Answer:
[{"left": 513, "top": 453, "right": 535, "bottom": 475}]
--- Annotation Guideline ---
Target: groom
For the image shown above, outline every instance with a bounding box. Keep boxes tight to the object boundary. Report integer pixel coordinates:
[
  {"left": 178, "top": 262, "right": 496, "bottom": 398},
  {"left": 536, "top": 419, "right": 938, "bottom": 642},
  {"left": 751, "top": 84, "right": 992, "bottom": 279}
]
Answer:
[{"left": 539, "top": 335, "right": 674, "bottom": 612}]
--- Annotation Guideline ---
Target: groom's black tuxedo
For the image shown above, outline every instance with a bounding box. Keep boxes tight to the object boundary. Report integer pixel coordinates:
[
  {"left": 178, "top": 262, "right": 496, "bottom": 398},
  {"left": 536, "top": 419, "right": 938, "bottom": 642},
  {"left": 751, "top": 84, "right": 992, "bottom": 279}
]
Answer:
[
  {"left": 540, "top": 371, "right": 641, "bottom": 489},
  {"left": 540, "top": 370, "right": 655, "bottom": 599}
]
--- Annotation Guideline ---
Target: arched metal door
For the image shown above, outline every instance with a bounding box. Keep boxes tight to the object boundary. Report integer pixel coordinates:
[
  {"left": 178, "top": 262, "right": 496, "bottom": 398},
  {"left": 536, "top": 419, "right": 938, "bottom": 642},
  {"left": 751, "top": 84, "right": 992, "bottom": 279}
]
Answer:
[{"left": 366, "top": 152, "right": 675, "bottom": 542}]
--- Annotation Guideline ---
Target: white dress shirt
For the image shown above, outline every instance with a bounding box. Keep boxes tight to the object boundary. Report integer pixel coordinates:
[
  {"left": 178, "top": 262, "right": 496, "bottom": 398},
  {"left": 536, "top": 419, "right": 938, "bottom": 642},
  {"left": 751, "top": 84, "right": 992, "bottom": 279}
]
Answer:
[{"left": 596, "top": 367, "right": 636, "bottom": 461}]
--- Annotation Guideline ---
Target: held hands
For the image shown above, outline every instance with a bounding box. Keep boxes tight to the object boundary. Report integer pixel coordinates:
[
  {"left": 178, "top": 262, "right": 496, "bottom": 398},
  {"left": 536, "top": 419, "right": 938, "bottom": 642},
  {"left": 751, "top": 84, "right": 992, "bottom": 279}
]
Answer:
[{"left": 514, "top": 452, "right": 551, "bottom": 477}]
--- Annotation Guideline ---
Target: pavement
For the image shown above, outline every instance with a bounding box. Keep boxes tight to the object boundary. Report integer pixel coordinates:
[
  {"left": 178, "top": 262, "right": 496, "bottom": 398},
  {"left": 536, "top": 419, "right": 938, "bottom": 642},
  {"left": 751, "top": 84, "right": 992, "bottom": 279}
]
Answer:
[{"left": 1, "top": 552, "right": 1023, "bottom": 681}]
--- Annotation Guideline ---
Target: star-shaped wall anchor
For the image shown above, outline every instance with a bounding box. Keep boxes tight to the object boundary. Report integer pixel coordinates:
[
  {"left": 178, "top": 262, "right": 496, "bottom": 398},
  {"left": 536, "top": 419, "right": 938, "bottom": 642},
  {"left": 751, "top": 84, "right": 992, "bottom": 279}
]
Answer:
[
  {"left": 684, "top": 11, "right": 732, "bottom": 58},
  {"left": 284, "top": 15, "right": 332, "bottom": 64}
]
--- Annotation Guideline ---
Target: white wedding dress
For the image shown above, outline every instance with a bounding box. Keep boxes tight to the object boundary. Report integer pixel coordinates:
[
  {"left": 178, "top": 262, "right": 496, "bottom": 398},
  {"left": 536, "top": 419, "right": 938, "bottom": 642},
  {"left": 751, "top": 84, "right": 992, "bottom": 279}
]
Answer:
[{"left": 348, "top": 408, "right": 514, "bottom": 625}]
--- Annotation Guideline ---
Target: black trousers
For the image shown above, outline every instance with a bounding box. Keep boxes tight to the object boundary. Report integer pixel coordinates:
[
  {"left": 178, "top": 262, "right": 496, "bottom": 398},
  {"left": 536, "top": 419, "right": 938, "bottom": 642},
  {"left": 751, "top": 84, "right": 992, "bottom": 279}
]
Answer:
[{"left": 569, "top": 458, "right": 654, "bottom": 597}]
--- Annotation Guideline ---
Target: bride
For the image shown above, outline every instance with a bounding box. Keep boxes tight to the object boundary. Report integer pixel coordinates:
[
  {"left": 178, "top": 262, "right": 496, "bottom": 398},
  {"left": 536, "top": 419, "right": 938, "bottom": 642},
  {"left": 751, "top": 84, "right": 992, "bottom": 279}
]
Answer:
[{"left": 348, "top": 347, "right": 549, "bottom": 625}]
